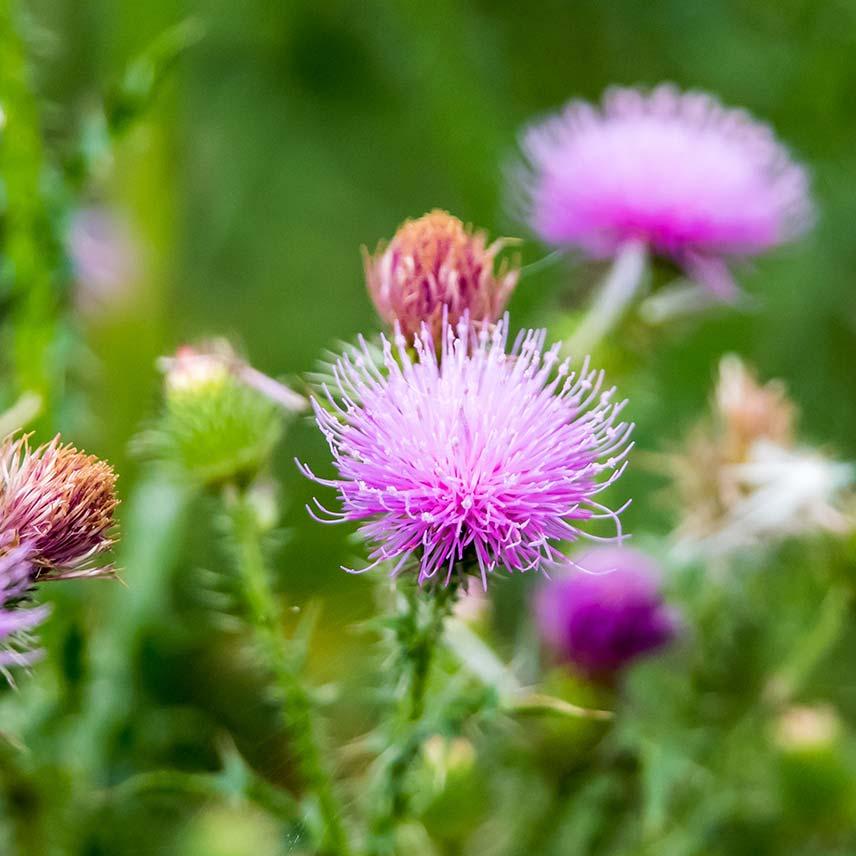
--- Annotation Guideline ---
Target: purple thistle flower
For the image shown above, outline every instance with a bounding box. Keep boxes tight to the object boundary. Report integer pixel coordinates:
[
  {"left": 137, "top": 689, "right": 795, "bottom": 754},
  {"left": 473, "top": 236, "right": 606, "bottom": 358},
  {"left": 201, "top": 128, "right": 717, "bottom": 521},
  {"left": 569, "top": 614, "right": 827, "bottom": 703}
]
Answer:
[
  {"left": 535, "top": 546, "right": 678, "bottom": 679},
  {"left": 0, "top": 545, "right": 50, "bottom": 676},
  {"left": 519, "top": 84, "right": 813, "bottom": 298},
  {"left": 300, "top": 316, "right": 633, "bottom": 587}
]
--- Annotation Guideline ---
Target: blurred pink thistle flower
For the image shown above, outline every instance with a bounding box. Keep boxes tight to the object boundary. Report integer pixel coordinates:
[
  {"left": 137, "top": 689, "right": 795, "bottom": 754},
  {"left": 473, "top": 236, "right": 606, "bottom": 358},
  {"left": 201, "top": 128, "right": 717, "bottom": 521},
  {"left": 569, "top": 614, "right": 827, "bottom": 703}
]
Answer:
[
  {"left": 519, "top": 84, "right": 813, "bottom": 298},
  {"left": 300, "top": 316, "right": 633, "bottom": 587}
]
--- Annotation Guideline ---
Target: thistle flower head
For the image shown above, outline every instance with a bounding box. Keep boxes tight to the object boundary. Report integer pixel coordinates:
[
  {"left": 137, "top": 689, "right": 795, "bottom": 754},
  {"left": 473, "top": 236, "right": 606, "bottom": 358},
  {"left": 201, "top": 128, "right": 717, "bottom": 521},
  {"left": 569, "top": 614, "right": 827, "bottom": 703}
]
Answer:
[
  {"left": 300, "top": 316, "right": 633, "bottom": 587},
  {"left": 0, "top": 544, "right": 50, "bottom": 674},
  {"left": 520, "top": 84, "right": 812, "bottom": 297},
  {"left": 363, "top": 211, "right": 519, "bottom": 343},
  {"left": 670, "top": 356, "right": 853, "bottom": 557},
  {"left": 153, "top": 341, "right": 305, "bottom": 487},
  {"left": 535, "top": 546, "right": 678, "bottom": 679},
  {"left": 0, "top": 436, "right": 118, "bottom": 577}
]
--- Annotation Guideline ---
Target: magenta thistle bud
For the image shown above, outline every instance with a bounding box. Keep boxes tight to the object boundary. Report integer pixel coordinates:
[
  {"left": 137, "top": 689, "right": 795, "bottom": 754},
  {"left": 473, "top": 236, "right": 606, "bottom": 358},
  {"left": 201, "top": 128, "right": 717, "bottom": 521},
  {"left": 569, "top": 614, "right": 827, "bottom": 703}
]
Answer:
[
  {"left": 0, "top": 544, "right": 50, "bottom": 674},
  {"left": 363, "top": 210, "right": 520, "bottom": 344},
  {"left": 535, "top": 546, "right": 678, "bottom": 679},
  {"left": 519, "top": 84, "right": 813, "bottom": 298},
  {"left": 0, "top": 435, "right": 118, "bottom": 578},
  {"left": 300, "top": 316, "right": 633, "bottom": 587}
]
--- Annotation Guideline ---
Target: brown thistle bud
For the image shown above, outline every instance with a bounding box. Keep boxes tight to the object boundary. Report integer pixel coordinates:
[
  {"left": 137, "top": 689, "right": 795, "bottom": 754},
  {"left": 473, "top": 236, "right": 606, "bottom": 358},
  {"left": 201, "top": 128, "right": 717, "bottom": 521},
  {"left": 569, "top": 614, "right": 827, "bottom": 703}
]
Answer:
[
  {"left": 0, "top": 435, "right": 119, "bottom": 579},
  {"left": 363, "top": 210, "right": 519, "bottom": 344}
]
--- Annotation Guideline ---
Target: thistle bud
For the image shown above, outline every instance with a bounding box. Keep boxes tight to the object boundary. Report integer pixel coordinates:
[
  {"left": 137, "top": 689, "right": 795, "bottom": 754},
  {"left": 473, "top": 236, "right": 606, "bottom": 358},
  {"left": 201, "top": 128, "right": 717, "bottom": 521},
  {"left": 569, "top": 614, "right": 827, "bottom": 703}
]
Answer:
[
  {"left": 153, "top": 341, "right": 305, "bottom": 487},
  {"left": 363, "top": 210, "right": 519, "bottom": 344},
  {"left": 0, "top": 435, "right": 118, "bottom": 578}
]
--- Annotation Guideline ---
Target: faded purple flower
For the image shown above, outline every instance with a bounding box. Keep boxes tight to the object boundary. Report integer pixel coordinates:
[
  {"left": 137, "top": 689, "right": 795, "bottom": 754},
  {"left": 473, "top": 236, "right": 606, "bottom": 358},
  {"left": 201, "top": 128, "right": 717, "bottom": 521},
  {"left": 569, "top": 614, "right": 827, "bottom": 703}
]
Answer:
[
  {"left": 67, "top": 207, "right": 140, "bottom": 314},
  {"left": 363, "top": 211, "right": 519, "bottom": 344},
  {"left": 300, "top": 316, "right": 633, "bottom": 587},
  {"left": 0, "top": 435, "right": 119, "bottom": 578},
  {"left": 519, "top": 84, "right": 813, "bottom": 298},
  {"left": 535, "top": 546, "right": 678, "bottom": 679},
  {"left": 0, "top": 545, "right": 50, "bottom": 675}
]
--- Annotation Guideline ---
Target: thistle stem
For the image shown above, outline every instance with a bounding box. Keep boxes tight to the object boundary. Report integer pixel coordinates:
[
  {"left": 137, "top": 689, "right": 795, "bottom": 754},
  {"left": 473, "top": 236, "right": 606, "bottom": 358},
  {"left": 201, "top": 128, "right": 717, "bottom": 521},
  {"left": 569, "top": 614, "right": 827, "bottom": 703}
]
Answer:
[
  {"left": 567, "top": 239, "right": 648, "bottom": 354},
  {"left": 225, "top": 487, "right": 351, "bottom": 856},
  {"left": 366, "top": 582, "right": 458, "bottom": 855}
]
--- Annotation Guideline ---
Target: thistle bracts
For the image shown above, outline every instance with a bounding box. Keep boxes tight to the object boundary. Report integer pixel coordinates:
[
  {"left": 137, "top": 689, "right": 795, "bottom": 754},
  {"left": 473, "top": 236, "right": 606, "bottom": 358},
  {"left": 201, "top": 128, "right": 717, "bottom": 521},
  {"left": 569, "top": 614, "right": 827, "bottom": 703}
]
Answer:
[{"left": 150, "top": 341, "right": 306, "bottom": 488}]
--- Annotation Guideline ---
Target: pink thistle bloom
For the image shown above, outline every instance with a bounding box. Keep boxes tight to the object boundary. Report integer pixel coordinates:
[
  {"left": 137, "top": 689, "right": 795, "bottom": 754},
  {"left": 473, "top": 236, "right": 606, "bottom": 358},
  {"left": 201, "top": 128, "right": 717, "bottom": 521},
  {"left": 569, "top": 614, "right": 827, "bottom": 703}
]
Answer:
[
  {"left": 0, "top": 545, "right": 51, "bottom": 676},
  {"left": 520, "top": 84, "right": 813, "bottom": 298},
  {"left": 300, "top": 316, "right": 633, "bottom": 587}
]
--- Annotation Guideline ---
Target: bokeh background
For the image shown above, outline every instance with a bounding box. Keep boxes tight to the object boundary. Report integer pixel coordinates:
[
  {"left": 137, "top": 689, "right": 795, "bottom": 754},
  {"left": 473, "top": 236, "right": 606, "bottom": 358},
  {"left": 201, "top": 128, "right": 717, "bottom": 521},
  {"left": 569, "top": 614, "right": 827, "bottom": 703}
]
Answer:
[{"left": 2, "top": 1, "right": 856, "bottom": 853}]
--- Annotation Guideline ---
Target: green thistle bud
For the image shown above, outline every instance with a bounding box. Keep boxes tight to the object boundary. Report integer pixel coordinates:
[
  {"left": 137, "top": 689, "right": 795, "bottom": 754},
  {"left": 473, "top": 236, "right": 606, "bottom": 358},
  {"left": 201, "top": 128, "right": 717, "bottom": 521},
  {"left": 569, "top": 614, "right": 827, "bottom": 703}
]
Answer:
[{"left": 150, "top": 341, "right": 305, "bottom": 487}]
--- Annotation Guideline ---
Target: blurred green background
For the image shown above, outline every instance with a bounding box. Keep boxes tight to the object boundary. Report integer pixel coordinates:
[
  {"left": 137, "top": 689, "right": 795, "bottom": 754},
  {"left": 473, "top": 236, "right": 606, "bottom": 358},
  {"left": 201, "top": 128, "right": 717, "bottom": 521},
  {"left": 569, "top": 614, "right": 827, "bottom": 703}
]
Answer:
[{"left": 2, "top": 0, "right": 856, "bottom": 853}]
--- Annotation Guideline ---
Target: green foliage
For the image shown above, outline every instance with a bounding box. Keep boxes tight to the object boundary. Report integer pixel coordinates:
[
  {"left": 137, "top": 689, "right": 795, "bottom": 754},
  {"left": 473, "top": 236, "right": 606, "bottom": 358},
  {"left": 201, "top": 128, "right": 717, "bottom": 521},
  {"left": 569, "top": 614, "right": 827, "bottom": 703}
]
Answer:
[{"left": 3, "top": 0, "right": 856, "bottom": 854}]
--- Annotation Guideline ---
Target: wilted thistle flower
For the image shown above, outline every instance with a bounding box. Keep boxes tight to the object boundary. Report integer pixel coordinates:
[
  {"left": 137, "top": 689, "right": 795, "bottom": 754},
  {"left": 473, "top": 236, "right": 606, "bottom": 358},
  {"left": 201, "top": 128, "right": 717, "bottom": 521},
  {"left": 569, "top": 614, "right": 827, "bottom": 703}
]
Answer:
[
  {"left": 535, "top": 546, "right": 678, "bottom": 679},
  {"left": 519, "top": 84, "right": 812, "bottom": 298},
  {"left": 300, "top": 316, "right": 633, "bottom": 587},
  {"left": 669, "top": 356, "right": 853, "bottom": 558},
  {"left": 363, "top": 210, "right": 520, "bottom": 344},
  {"left": 0, "top": 435, "right": 118, "bottom": 577},
  {"left": 0, "top": 545, "right": 51, "bottom": 674},
  {"left": 153, "top": 341, "right": 306, "bottom": 487}
]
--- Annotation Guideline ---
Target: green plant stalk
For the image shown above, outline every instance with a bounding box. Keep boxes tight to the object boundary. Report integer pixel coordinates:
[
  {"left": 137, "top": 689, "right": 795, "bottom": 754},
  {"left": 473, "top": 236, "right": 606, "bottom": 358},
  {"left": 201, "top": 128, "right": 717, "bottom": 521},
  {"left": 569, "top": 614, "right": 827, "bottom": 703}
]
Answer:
[
  {"left": 73, "top": 473, "right": 192, "bottom": 780},
  {"left": 226, "top": 488, "right": 351, "bottom": 856},
  {"left": 366, "top": 581, "right": 459, "bottom": 855},
  {"left": 766, "top": 585, "right": 851, "bottom": 705},
  {"left": 0, "top": 1, "right": 61, "bottom": 426}
]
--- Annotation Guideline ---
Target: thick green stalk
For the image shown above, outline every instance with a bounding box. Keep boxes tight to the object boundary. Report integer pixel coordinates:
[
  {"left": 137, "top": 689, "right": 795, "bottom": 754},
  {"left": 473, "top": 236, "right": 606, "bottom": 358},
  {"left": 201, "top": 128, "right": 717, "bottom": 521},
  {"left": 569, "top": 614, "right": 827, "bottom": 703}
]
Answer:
[
  {"left": 226, "top": 488, "right": 351, "bottom": 856},
  {"left": 366, "top": 582, "right": 458, "bottom": 855}
]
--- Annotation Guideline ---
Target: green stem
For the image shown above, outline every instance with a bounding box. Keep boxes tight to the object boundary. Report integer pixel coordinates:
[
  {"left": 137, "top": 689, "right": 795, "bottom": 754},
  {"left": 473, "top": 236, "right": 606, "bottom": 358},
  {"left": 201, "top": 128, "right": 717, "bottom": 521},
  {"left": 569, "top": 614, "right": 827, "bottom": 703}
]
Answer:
[
  {"left": 766, "top": 585, "right": 851, "bottom": 705},
  {"left": 0, "top": 1, "right": 61, "bottom": 428},
  {"left": 366, "top": 582, "right": 458, "bottom": 856},
  {"left": 226, "top": 487, "right": 351, "bottom": 856}
]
